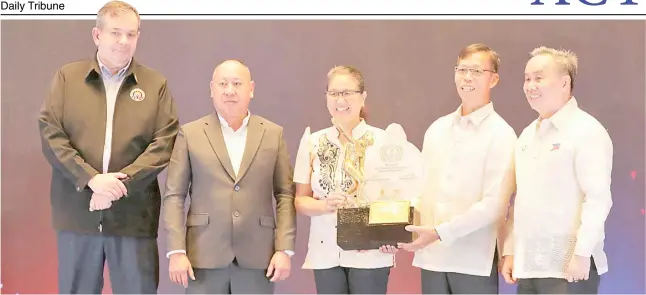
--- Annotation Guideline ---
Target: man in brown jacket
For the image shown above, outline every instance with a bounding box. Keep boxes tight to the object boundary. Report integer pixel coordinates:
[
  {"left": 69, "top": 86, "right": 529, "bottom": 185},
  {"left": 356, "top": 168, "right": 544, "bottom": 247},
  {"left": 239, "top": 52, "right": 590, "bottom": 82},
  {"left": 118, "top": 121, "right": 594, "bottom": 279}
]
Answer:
[
  {"left": 38, "top": 1, "right": 179, "bottom": 294},
  {"left": 163, "top": 60, "right": 296, "bottom": 294}
]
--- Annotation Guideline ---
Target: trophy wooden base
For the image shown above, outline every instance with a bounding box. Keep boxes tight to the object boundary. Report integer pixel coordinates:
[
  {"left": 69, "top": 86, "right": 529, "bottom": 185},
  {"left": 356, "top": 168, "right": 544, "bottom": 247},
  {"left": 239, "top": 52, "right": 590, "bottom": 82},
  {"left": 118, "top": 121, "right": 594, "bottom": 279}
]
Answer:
[{"left": 336, "top": 203, "right": 416, "bottom": 251}]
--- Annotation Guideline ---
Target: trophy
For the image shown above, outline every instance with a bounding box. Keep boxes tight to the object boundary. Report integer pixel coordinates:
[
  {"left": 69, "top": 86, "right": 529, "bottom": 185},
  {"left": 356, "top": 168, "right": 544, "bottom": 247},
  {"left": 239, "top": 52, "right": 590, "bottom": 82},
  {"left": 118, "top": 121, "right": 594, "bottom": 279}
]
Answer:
[
  {"left": 330, "top": 118, "right": 373, "bottom": 207},
  {"left": 334, "top": 121, "right": 424, "bottom": 250}
]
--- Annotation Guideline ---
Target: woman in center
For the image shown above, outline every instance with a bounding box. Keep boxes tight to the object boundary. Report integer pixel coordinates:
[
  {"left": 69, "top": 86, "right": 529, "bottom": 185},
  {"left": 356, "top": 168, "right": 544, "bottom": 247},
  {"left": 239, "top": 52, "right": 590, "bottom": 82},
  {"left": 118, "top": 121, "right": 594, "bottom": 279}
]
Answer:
[{"left": 294, "top": 65, "right": 397, "bottom": 294}]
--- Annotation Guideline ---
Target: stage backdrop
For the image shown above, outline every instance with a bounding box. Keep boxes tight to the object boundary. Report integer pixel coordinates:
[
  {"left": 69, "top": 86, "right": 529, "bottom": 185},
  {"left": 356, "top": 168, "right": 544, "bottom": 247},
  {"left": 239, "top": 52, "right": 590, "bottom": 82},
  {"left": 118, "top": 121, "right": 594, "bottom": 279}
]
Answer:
[{"left": 2, "top": 20, "right": 644, "bottom": 294}]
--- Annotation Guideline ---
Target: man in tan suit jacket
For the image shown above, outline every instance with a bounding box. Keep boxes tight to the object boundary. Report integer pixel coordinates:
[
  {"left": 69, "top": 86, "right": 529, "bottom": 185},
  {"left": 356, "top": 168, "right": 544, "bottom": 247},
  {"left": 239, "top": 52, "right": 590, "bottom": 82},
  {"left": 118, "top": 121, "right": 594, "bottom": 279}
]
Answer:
[{"left": 162, "top": 60, "right": 296, "bottom": 294}]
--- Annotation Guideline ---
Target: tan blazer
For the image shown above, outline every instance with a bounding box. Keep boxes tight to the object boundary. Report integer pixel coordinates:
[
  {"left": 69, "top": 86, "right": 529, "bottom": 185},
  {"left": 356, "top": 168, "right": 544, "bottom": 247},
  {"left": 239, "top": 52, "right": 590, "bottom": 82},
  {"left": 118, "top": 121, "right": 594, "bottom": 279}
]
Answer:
[{"left": 162, "top": 113, "right": 296, "bottom": 270}]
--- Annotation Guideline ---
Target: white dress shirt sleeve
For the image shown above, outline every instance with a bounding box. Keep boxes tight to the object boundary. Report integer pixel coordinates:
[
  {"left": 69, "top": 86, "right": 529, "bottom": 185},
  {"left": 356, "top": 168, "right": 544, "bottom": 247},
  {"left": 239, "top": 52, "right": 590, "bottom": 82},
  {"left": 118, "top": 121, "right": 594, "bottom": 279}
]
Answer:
[
  {"left": 293, "top": 127, "right": 312, "bottom": 184},
  {"left": 573, "top": 131, "right": 613, "bottom": 257},
  {"left": 166, "top": 250, "right": 186, "bottom": 258},
  {"left": 435, "top": 130, "right": 517, "bottom": 245},
  {"left": 502, "top": 194, "right": 516, "bottom": 256},
  {"left": 418, "top": 125, "right": 436, "bottom": 223}
]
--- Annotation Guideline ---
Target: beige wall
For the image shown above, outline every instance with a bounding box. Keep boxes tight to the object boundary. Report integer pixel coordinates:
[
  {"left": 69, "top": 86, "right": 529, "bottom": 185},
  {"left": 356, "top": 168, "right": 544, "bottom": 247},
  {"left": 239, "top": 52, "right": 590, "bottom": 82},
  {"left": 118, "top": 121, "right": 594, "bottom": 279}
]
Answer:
[{"left": 2, "top": 20, "right": 644, "bottom": 294}]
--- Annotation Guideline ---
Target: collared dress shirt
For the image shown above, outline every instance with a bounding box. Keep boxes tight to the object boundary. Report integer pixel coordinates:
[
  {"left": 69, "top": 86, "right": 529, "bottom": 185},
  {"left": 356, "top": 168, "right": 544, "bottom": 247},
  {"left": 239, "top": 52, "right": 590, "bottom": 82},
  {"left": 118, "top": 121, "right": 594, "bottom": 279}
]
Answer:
[
  {"left": 96, "top": 53, "right": 130, "bottom": 173},
  {"left": 505, "top": 97, "right": 613, "bottom": 279},
  {"left": 413, "top": 102, "right": 517, "bottom": 276}
]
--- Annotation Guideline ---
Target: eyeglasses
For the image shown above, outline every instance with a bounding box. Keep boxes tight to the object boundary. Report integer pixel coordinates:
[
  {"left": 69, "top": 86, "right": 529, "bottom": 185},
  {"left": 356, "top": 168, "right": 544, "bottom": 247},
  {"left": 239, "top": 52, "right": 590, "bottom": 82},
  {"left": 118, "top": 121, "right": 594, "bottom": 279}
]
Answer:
[
  {"left": 454, "top": 67, "right": 496, "bottom": 77},
  {"left": 325, "top": 90, "right": 362, "bottom": 98}
]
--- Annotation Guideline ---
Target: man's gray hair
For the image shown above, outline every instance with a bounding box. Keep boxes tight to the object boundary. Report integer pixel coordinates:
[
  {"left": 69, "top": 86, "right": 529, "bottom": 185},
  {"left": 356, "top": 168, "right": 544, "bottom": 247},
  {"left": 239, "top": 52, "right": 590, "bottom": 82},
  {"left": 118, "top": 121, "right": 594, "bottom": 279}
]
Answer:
[
  {"left": 530, "top": 46, "right": 578, "bottom": 91},
  {"left": 96, "top": 1, "right": 140, "bottom": 29}
]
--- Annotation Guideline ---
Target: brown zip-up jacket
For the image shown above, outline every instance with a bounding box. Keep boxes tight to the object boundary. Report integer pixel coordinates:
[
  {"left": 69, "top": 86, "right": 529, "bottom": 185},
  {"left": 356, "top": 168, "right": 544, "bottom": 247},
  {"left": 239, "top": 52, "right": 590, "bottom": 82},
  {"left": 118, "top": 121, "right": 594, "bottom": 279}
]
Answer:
[{"left": 38, "top": 55, "right": 179, "bottom": 238}]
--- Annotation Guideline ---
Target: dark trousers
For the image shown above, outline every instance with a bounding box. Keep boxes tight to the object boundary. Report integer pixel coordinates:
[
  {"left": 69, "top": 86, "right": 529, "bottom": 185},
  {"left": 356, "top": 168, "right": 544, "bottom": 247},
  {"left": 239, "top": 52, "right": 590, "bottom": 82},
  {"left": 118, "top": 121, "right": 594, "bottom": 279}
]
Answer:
[
  {"left": 517, "top": 258, "right": 601, "bottom": 294},
  {"left": 56, "top": 230, "right": 159, "bottom": 294},
  {"left": 313, "top": 266, "right": 391, "bottom": 294},
  {"left": 187, "top": 258, "right": 273, "bottom": 294},
  {"left": 421, "top": 252, "right": 499, "bottom": 294}
]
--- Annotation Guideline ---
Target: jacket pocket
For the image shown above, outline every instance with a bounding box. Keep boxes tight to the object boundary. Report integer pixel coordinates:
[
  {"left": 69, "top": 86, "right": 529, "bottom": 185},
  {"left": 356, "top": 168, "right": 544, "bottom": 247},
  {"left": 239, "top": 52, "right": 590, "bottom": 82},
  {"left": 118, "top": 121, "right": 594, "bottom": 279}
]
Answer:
[
  {"left": 186, "top": 213, "right": 209, "bottom": 226},
  {"left": 259, "top": 215, "right": 276, "bottom": 228}
]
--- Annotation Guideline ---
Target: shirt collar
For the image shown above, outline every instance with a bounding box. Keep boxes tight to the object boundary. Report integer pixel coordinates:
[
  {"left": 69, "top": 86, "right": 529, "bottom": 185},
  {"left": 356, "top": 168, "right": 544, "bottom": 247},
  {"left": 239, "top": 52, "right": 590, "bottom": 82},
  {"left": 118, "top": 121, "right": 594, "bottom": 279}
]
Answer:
[
  {"left": 549, "top": 96, "right": 579, "bottom": 131},
  {"left": 327, "top": 118, "right": 369, "bottom": 140},
  {"left": 536, "top": 96, "right": 579, "bottom": 132},
  {"left": 218, "top": 111, "right": 251, "bottom": 131},
  {"left": 451, "top": 102, "right": 495, "bottom": 127},
  {"left": 96, "top": 52, "right": 130, "bottom": 79}
]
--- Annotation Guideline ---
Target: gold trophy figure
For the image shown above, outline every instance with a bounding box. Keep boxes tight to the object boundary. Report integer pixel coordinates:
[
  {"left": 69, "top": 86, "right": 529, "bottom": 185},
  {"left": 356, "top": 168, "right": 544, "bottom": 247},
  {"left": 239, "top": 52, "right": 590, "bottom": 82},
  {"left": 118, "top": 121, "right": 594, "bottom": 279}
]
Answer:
[{"left": 331, "top": 118, "right": 373, "bottom": 208}]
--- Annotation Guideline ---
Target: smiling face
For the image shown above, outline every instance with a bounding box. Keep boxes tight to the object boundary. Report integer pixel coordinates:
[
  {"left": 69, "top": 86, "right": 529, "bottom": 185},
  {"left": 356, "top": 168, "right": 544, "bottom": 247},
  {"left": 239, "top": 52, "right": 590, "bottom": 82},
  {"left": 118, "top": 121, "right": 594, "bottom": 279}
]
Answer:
[
  {"left": 454, "top": 51, "right": 499, "bottom": 104},
  {"left": 210, "top": 60, "right": 255, "bottom": 120},
  {"left": 92, "top": 10, "right": 139, "bottom": 71},
  {"left": 326, "top": 72, "right": 366, "bottom": 126},
  {"left": 523, "top": 54, "right": 572, "bottom": 118}
]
